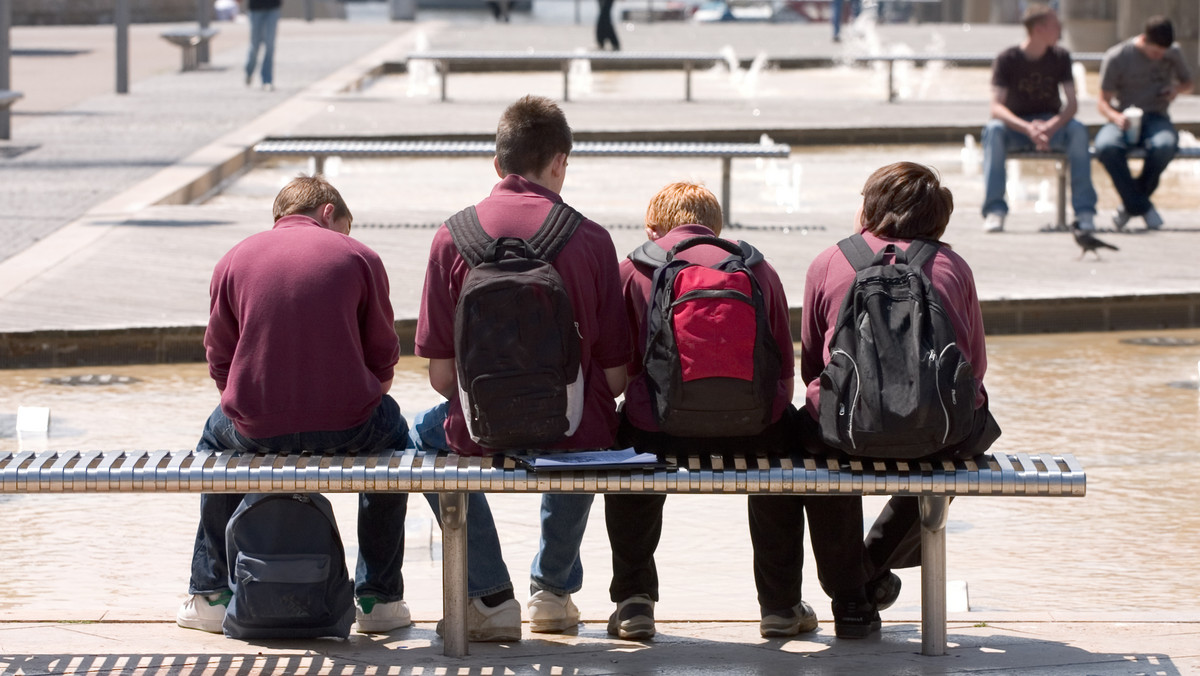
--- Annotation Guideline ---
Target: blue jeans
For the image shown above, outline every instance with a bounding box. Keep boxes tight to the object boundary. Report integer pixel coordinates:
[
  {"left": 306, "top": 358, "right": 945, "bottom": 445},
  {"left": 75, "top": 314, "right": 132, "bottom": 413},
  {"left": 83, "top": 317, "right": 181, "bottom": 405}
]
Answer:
[
  {"left": 831, "top": 0, "right": 860, "bottom": 40},
  {"left": 188, "top": 395, "right": 411, "bottom": 602},
  {"left": 981, "top": 116, "right": 1097, "bottom": 220},
  {"left": 413, "top": 402, "right": 593, "bottom": 596},
  {"left": 245, "top": 7, "right": 280, "bottom": 85},
  {"left": 1094, "top": 112, "right": 1178, "bottom": 217},
  {"left": 407, "top": 403, "right": 515, "bottom": 598}
]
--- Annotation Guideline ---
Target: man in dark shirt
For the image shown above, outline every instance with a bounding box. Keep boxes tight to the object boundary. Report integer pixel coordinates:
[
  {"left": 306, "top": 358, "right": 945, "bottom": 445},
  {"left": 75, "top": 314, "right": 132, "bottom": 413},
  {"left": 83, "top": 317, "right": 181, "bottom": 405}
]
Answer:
[
  {"left": 980, "top": 3, "right": 1096, "bottom": 233},
  {"left": 176, "top": 176, "right": 413, "bottom": 635}
]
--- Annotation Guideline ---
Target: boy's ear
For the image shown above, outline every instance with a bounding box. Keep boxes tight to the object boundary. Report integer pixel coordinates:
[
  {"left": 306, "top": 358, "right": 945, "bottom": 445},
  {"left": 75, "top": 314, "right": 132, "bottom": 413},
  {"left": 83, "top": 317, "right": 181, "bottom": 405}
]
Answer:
[
  {"left": 645, "top": 225, "right": 662, "bottom": 241},
  {"left": 493, "top": 155, "right": 505, "bottom": 179},
  {"left": 318, "top": 202, "right": 337, "bottom": 227}
]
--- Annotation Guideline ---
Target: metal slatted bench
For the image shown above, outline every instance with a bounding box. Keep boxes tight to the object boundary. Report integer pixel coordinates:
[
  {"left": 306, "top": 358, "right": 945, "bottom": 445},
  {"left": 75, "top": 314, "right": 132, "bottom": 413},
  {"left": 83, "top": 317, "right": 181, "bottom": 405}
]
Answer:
[
  {"left": 1008, "top": 146, "right": 1200, "bottom": 230},
  {"left": 853, "top": 52, "right": 1104, "bottom": 103},
  {"left": 160, "top": 27, "right": 220, "bottom": 72},
  {"left": 0, "top": 448, "right": 1085, "bottom": 659},
  {"left": 252, "top": 138, "right": 791, "bottom": 226},
  {"left": 403, "top": 51, "right": 725, "bottom": 102}
]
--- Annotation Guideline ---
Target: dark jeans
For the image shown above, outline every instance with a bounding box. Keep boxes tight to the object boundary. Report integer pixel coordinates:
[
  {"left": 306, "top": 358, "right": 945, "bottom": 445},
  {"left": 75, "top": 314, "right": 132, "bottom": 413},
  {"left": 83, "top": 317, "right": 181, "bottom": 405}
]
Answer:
[
  {"left": 596, "top": 0, "right": 619, "bottom": 50},
  {"left": 604, "top": 407, "right": 860, "bottom": 609},
  {"left": 863, "top": 402, "right": 1001, "bottom": 577},
  {"left": 748, "top": 493, "right": 867, "bottom": 612},
  {"left": 1094, "top": 112, "right": 1178, "bottom": 217},
  {"left": 188, "top": 395, "right": 411, "bottom": 602}
]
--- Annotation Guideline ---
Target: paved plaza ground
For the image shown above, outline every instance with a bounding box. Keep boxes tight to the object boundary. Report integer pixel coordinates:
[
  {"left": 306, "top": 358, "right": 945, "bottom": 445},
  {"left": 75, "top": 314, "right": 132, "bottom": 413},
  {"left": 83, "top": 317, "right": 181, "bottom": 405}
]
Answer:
[{"left": 1, "top": 9, "right": 1200, "bottom": 675}]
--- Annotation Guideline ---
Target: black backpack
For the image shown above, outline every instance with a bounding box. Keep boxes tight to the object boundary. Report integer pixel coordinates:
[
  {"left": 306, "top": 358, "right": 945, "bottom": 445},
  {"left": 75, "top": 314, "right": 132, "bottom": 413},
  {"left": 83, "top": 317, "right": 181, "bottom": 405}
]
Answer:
[
  {"left": 222, "top": 493, "right": 355, "bottom": 639},
  {"left": 629, "top": 236, "right": 781, "bottom": 437},
  {"left": 446, "top": 203, "right": 585, "bottom": 449},
  {"left": 818, "top": 234, "right": 977, "bottom": 459}
]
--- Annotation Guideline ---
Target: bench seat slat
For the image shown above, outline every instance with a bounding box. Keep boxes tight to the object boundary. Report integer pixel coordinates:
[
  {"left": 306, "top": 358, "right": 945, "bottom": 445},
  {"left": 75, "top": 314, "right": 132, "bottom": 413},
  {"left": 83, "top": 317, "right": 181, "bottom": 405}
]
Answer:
[{"left": 0, "top": 450, "right": 1084, "bottom": 497}]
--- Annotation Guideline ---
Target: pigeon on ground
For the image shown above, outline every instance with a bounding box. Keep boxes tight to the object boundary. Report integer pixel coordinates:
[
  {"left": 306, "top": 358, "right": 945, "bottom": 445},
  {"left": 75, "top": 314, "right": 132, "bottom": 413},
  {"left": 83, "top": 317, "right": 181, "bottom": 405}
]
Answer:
[{"left": 1071, "top": 221, "right": 1119, "bottom": 260}]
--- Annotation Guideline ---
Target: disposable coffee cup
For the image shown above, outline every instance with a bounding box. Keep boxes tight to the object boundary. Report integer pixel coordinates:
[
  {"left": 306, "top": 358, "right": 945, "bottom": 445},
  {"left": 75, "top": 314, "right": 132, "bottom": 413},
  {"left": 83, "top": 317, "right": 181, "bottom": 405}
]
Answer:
[{"left": 1125, "top": 106, "right": 1143, "bottom": 144}]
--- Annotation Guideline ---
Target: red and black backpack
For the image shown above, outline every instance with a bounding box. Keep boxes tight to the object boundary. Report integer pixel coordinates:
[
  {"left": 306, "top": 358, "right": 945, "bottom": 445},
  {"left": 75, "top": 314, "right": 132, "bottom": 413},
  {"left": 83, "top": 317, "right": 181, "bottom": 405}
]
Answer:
[{"left": 629, "top": 236, "right": 781, "bottom": 437}]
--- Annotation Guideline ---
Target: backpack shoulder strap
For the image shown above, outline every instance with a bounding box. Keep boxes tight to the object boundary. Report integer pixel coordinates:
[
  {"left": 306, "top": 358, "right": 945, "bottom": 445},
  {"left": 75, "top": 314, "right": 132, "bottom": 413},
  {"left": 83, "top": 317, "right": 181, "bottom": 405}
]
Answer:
[
  {"left": 836, "top": 234, "right": 877, "bottom": 271},
  {"left": 902, "top": 239, "right": 941, "bottom": 271},
  {"left": 445, "top": 206, "right": 490, "bottom": 268},
  {"left": 629, "top": 239, "right": 668, "bottom": 269},
  {"left": 527, "top": 203, "right": 583, "bottom": 262},
  {"left": 737, "top": 240, "right": 764, "bottom": 267}
]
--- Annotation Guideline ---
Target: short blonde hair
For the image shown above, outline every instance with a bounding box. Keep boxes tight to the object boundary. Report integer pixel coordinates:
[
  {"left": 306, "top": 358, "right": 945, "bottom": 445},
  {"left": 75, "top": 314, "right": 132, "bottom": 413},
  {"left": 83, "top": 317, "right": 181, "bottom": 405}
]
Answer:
[
  {"left": 272, "top": 174, "right": 353, "bottom": 225},
  {"left": 645, "top": 181, "right": 723, "bottom": 237}
]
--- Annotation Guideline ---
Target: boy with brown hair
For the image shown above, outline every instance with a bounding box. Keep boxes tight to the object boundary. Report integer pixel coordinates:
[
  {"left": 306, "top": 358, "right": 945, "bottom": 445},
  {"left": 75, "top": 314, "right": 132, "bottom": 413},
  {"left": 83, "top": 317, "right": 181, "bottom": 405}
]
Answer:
[{"left": 413, "top": 95, "right": 631, "bottom": 638}]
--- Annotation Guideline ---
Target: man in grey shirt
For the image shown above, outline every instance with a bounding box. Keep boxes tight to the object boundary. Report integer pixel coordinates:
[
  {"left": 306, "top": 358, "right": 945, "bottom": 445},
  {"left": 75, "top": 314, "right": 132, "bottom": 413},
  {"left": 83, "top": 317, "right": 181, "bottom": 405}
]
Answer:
[{"left": 1095, "top": 15, "right": 1194, "bottom": 230}]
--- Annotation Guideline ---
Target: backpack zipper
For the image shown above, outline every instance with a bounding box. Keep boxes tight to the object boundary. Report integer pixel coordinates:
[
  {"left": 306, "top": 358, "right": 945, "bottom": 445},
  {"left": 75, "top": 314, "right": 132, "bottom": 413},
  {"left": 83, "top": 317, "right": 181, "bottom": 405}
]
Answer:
[
  {"left": 935, "top": 342, "right": 958, "bottom": 444},
  {"left": 830, "top": 348, "right": 860, "bottom": 448}
]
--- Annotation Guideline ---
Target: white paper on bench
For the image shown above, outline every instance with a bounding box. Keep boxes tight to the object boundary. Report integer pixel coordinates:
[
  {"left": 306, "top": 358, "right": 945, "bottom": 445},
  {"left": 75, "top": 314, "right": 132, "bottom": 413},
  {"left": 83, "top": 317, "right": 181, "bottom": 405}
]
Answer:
[{"left": 513, "top": 448, "right": 663, "bottom": 470}]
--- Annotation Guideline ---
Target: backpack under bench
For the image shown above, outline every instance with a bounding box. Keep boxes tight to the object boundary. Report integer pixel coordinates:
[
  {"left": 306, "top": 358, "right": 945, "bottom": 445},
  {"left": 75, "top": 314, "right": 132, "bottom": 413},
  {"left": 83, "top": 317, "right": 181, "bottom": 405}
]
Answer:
[{"left": 0, "top": 448, "right": 1085, "bottom": 658}]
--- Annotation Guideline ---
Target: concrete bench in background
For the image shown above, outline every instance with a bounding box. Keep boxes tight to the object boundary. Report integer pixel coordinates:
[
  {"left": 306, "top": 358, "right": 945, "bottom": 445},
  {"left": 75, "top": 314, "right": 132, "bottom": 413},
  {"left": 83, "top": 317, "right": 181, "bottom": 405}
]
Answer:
[
  {"left": 160, "top": 27, "right": 220, "bottom": 72},
  {"left": 253, "top": 138, "right": 791, "bottom": 227}
]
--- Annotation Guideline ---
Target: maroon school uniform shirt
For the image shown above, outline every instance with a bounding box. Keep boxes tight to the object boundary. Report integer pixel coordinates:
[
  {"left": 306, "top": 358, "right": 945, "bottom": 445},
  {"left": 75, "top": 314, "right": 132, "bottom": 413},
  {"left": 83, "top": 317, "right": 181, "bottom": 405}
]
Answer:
[
  {"left": 415, "top": 174, "right": 632, "bottom": 455},
  {"left": 205, "top": 214, "right": 399, "bottom": 438},
  {"left": 800, "top": 231, "right": 989, "bottom": 419},
  {"left": 619, "top": 224, "right": 796, "bottom": 432}
]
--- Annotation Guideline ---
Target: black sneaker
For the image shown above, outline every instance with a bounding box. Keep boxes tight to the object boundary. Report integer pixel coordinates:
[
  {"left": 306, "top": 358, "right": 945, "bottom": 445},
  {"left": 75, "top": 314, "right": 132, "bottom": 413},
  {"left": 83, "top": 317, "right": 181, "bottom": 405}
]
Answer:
[
  {"left": 607, "top": 594, "right": 655, "bottom": 640},
  {"left": 867, "top": 571, "right": 901, "bottom": 611},
  {"left": 832, "top": 597, "right": 880, "bottom": 639}
]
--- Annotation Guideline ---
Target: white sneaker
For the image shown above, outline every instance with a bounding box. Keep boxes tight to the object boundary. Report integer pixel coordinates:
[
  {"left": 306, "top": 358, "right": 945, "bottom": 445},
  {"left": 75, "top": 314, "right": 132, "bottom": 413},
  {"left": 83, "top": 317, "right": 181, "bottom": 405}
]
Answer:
[
  {"left": 436, "top": 598, "right": 522, "bottom": 642},
  {"left": 176, "top": 591, "right": 231, "bottom": 633},
  {"left": 1076, "top": 213, "right": 1095, "bottom": 231},
  {"left": 1144, "top": 206, "right": 1164, "bottom": 230},
  {"left": 355, "top": 597, "right": 412, "bottom": 633},
  {"left": 1112, "top": 208, "right": 1131, "bottom": 230},
  {"left": 983, "top": 212, "right": 1005, "bottom": 233},
  {"left": 527, "top": 589, "right": 581, "bottom": 633}
]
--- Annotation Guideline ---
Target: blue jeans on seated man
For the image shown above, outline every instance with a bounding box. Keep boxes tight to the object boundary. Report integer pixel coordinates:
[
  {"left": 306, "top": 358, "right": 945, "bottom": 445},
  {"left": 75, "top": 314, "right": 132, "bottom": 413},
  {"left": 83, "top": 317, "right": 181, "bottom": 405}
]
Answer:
[
  {"left": 189, "top": 394, "right": 513, "bottom": 602},
  {"left": 412, "top": 402, "right": 593, "bottom": 596},
  {"left": 980, "top": 116, "right": 1097, "bottom": 221},
  {"left": 1094, "top": 112, "right": 1178, "bottom": 217}
]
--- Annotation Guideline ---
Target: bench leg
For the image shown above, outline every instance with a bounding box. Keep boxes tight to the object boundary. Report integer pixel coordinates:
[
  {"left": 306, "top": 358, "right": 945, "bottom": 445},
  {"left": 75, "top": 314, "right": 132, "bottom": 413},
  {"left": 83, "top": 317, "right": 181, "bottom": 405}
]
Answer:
[
  {"left": 1056, "top": 159, "right": 1068, "bottom": 231},
  {"left": 684, "top": 61, "right": 693, "bottom": 102},
  {"left": 721, "top": 157, "right": 732, "bottom": 227},
  {"left": 439, "top": 491, "right": 470, "bottom": 657},
  {"left": 439, "top": 60, "right": 449, "bottom": 103},
  {"left": 182, "top": 45, "right": 198, "bottom": 72},
  {"left": 887, "top": 61, "right": 896, "bottom": 103},
  {"left": 919, "top": 495, "right": 948, "bottom": 656},
  {"left": 562, "top": 60, "right": 570, "bottom": 103}
]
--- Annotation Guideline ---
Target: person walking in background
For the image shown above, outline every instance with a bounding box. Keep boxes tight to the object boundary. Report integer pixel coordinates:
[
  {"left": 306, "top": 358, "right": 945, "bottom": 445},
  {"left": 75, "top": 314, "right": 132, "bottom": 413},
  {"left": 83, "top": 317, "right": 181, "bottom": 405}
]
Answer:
[
  {"left": 979, "top": 3, "right": 1096, "bottom": 233},
  {"left": 596, "top": 0, "right": 620, "bottom": 51},
  {"left": 1095, "top": 15, "right": 1194, "bottom": 231},
  {"left": 831, "top": 0, "right": 860, "bottom": 43},
  {"left": 245, "top": 0, "right": 281, "bottom": 91}
]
